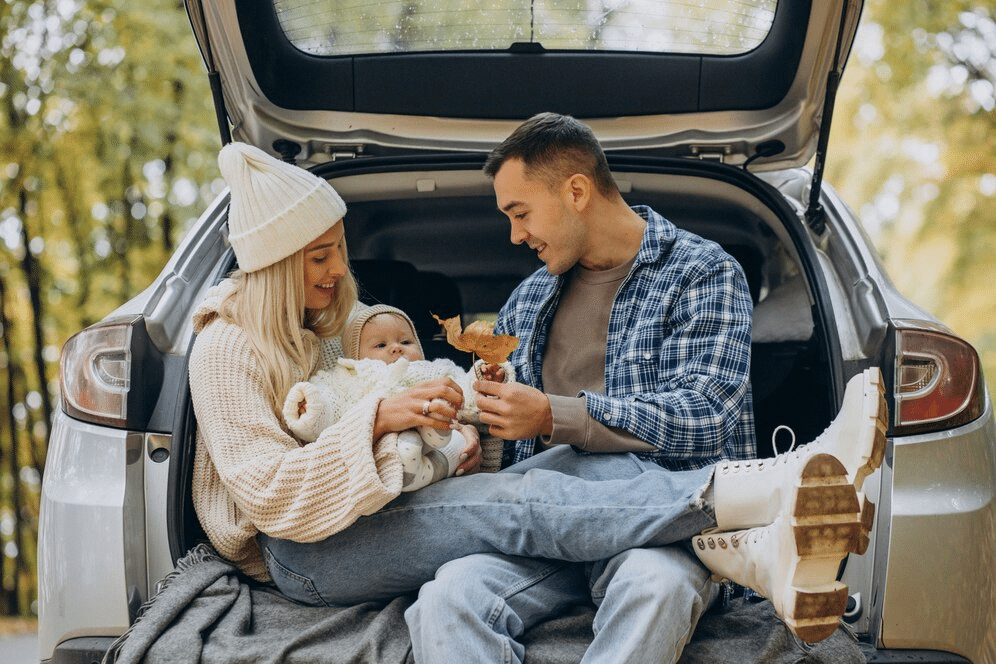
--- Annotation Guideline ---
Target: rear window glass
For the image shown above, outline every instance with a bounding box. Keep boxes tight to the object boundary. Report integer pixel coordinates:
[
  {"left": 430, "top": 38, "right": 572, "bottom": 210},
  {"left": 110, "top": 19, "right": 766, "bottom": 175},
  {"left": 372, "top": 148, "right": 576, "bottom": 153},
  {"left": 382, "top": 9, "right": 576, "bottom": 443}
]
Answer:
[{"left": 272, "top": 0, "right": 778, "bottom": 57}]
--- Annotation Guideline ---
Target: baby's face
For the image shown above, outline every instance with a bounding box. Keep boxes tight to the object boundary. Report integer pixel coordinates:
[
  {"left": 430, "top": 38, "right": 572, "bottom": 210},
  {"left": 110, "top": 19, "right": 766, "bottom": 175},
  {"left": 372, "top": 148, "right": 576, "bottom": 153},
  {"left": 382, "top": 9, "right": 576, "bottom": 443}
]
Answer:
[{"left": 358, "top": 313, "right": 424, "bottom": 363}]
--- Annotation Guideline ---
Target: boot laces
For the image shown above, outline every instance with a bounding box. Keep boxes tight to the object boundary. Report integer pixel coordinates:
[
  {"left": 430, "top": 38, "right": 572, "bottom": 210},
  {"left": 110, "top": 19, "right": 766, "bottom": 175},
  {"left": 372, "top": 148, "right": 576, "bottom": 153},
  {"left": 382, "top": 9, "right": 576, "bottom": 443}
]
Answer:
[
  {"left": 771, "top": 424, "right": 797, "bottom": 455},
  {"left": 718, "top": 425, "right": 799, "bottom": 473}
]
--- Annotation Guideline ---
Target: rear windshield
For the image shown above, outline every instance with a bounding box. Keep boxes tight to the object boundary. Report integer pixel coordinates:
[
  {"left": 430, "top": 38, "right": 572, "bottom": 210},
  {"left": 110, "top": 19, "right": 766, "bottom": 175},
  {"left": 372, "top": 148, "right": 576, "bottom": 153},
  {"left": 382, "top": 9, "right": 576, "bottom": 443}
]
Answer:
[{"left": 272, "top": 0, "right": 778, "bottom": 57}]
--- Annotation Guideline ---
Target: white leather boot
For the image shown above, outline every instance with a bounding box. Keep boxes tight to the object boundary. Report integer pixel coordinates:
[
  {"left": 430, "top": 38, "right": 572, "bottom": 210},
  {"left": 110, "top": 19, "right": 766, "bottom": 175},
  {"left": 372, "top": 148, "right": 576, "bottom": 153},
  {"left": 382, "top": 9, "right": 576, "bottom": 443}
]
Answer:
[
  {"left": 693, "top": 454, "right": 863, "bottom": 643},
  {"left": 693, "top": 517, "right": 854, "bottom": 643},
  {"left": 712, "top": 368, "right": 887, "bottom": 536}
]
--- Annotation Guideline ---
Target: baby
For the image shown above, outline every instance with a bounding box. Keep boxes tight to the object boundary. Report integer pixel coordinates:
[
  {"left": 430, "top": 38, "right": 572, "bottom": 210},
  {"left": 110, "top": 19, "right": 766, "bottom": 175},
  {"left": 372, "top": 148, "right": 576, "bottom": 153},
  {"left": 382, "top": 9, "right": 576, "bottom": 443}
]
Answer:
[{"left": 282, "top": 304, "right": 513, "bottom": 491}]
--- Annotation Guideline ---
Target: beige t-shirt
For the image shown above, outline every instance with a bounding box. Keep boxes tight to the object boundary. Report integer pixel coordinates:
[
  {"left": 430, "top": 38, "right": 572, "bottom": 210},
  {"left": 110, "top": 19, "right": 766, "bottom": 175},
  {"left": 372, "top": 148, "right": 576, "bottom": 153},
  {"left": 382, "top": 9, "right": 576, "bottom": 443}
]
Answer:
[{"left": 540, "top": 257, "right": 653, "bottom": 454}]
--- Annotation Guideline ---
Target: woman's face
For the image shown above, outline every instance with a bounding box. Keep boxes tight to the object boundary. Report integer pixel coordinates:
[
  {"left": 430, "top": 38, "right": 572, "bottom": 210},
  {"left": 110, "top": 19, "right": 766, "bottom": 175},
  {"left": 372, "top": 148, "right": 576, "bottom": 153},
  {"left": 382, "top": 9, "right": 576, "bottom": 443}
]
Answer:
[{"left": 302, "top": 223, "right": 347, "bottom": 310}]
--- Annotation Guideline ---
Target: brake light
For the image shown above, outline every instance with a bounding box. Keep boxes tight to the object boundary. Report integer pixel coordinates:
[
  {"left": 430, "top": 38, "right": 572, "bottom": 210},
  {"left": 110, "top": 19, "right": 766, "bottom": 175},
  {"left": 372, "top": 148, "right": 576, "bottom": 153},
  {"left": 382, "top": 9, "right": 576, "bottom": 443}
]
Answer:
[
  {"left": 59, "top": 315, "right": 164, "bottom": 429},
  {"left": 892, "top": 319, "right": 986, "bottom": 436}
]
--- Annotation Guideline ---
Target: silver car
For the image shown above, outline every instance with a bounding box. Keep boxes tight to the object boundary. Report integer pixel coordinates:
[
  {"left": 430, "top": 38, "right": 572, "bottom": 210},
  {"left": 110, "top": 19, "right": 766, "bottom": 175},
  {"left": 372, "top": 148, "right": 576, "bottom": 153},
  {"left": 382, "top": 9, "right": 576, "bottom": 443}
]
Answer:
[{"left": 39, "top": 0, "right": 995, "bottom": 662}]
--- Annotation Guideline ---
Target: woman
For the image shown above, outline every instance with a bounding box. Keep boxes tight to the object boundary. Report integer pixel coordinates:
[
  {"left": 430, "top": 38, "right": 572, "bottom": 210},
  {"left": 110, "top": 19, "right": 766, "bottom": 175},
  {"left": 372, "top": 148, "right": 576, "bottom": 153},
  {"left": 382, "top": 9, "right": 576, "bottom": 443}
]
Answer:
[{"left": 189, "top": 142, "right": 883, "bottom": 644}]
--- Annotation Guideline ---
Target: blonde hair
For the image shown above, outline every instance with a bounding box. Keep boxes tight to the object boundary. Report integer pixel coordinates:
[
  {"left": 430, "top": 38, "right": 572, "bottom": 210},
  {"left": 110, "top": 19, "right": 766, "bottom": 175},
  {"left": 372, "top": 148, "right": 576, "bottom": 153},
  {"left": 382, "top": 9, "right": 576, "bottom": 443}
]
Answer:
[{"left": 219, "top": 234, "right": 358, "bottom": 419}]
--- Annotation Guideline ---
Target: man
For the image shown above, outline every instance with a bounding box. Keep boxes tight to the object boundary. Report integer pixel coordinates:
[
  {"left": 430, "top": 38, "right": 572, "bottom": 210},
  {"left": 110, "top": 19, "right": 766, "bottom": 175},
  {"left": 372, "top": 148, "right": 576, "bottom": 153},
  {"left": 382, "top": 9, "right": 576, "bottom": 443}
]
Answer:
[{"left": 404, "top": 113, "right": 880, "bottom": 663}]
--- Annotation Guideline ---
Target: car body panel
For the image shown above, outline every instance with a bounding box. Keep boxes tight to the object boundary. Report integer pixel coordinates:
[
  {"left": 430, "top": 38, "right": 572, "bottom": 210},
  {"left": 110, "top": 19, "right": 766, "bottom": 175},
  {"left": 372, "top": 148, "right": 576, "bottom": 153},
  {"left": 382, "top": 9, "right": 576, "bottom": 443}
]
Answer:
[
  {"left": 38, "top": 415, "right": 139, "bottom": 656},
  {"left": 881, "top": 410, "right": 996, "bottom": 662}
]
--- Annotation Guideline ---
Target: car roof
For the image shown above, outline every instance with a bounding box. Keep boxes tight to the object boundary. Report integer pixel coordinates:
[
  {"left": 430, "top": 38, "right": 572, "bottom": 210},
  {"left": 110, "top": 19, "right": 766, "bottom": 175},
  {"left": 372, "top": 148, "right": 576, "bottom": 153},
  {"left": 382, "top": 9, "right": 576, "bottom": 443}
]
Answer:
[{"left": 187, "top": 0, "right": 863, "bottom": 169}]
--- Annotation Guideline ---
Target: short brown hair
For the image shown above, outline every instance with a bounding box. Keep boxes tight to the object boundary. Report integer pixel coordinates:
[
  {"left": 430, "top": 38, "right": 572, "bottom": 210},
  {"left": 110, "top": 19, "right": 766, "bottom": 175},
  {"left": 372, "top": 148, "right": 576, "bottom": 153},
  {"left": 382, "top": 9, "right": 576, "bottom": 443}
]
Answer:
[{"left": 484, "top": 113, "right": 617, "bottom": 196}]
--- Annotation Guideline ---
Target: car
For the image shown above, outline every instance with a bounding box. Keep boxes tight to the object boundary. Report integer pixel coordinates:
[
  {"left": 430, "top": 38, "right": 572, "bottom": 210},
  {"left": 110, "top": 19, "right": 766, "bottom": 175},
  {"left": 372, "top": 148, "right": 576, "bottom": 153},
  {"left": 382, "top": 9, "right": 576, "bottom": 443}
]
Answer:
[{"left": 38, "top": 0, "right": 996, "bottom": 662}]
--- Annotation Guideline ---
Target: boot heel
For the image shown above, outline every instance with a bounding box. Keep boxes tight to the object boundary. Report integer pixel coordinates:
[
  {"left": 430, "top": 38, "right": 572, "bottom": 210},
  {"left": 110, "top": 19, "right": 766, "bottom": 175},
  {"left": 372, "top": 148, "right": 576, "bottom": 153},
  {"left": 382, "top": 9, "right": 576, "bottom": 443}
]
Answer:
[{"left": 785, "top": 584, "right": 849, "bottom": 643}]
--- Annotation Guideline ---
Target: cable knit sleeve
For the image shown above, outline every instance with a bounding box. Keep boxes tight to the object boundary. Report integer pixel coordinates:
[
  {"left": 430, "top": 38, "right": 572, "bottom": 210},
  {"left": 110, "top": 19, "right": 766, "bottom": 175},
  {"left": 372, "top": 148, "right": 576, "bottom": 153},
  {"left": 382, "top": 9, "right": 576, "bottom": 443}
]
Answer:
[{"left": 189, "top": 317, "right": 403, "bottom": 578}]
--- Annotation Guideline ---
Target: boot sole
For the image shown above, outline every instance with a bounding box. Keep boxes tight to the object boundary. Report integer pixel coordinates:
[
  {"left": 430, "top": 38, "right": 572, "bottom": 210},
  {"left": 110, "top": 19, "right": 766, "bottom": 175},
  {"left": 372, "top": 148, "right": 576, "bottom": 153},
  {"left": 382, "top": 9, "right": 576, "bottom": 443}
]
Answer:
[
  {"left": 792, "top": 453, "right": 861, "bottom": 557},
  {"left": 784, "top": 454, "right": 862, "bottom": 643},
  {"left": 856, "top": 493, "right": 875, "bottom": 555},
  {"left": 851, "top": 368, "right": 887, "bottom": 555},
  {"left": 852, "top": 368, "right": 888, "bottom": 492}
]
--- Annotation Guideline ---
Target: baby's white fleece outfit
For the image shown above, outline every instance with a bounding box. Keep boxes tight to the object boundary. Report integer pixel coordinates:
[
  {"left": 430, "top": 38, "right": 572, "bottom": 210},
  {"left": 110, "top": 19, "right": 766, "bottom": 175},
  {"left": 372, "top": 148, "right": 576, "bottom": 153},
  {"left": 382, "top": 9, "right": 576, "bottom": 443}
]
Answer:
[{"left": 283, "top": 357, "right": 514, "bottom": 491}]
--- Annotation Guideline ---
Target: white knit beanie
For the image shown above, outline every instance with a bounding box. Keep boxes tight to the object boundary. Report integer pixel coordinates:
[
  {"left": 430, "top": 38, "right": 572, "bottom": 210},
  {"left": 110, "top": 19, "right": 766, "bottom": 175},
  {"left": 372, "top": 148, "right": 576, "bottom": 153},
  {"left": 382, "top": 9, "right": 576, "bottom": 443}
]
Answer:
[
  {"left": 218, "top": 142, "right": 347, "bottom": 273},
  {"left": 343, "top": 305, "right": 424, "bottom": 360}
]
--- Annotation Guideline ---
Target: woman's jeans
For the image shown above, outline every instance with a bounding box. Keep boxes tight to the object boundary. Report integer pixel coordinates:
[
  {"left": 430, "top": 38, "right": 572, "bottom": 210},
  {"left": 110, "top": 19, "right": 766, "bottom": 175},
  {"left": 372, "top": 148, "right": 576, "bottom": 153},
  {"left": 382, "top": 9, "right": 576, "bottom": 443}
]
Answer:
[{"left": 258, "top": 446, "right": 715, "bottom": 606}]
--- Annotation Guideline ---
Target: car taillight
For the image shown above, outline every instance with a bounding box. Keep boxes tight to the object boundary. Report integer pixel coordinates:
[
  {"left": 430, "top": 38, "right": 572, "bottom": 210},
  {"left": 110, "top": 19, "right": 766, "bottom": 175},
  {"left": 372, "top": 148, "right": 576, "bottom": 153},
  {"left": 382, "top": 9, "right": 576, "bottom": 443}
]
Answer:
[
  {"left": 891, "top": 319, "right": 986, "bottom": 436},
  {"left": 59, "top": 315, "right": 164, "bottom": 429}
]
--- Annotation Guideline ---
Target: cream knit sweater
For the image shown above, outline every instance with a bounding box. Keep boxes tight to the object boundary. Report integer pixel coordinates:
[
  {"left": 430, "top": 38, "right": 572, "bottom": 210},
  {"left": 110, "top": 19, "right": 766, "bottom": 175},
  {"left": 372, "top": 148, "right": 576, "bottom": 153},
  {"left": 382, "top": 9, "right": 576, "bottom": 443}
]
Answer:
[{"left": 188, "top": 282, "right": 403, "bottom": 581}]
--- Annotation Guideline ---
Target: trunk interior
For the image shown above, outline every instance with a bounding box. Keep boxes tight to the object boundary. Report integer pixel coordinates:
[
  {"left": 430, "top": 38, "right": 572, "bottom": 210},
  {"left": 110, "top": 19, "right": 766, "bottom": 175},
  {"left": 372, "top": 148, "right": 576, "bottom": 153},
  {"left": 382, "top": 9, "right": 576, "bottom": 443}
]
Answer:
[{"left": 169, "top": 154, "right": 836, "bottom": 562}]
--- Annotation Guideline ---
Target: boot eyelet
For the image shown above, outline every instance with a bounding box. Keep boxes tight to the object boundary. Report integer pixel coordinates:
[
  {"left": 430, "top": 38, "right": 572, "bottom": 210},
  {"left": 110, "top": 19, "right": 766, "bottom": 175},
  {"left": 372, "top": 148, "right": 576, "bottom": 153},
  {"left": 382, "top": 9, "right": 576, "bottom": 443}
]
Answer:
[
  {"left": 707, "top": 538, "right": 716, "bottom": 550},
  {"left": 696, "top": 539, "right": 706, "bottom": 550},
  {"left": 718, "top": 538, "right": 728, "bottom": 549}
]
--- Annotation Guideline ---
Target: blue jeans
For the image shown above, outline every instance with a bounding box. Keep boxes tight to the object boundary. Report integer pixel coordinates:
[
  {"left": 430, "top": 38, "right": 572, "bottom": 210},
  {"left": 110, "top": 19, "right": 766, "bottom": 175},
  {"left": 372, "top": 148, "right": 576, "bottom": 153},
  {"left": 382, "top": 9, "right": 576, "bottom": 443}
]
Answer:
[
  {"left": 259, "top": 446, "right": 715, "bottom": 607},
  {"left": 406, "top": 548, "right": 718, "bottom": 664},
  {"left": 405, "top": 447, "right": 720, "bottom": 664}
]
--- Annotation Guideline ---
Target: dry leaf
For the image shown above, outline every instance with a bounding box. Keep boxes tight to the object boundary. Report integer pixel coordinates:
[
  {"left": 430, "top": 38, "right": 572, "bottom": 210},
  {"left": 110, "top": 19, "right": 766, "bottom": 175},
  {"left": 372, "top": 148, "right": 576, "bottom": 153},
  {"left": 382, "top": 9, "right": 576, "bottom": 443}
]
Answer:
[{"left": 433, "top": 315, "right": 519, "bottom": 363}]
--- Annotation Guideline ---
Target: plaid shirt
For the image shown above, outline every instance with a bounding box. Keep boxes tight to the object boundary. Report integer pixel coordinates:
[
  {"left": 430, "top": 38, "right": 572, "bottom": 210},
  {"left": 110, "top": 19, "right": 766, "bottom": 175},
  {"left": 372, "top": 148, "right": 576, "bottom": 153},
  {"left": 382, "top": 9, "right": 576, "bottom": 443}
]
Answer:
[{"left": 495, "top": 206, "right": 755, "bottom": 471}]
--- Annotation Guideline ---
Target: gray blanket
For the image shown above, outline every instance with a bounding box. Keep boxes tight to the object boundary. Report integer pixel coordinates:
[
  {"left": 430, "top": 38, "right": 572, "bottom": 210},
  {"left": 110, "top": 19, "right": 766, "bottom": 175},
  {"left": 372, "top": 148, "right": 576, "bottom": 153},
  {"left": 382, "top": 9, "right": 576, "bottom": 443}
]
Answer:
[{"left": 104, "top": 544, "right": 867, "bottom": 664}]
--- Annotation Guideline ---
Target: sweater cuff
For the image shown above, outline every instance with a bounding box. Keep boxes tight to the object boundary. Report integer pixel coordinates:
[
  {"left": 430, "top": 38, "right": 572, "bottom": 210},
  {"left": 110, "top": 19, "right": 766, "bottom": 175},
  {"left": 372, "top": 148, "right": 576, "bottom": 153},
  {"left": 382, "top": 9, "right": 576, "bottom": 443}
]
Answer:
[
  {"left": 544, "top": 394, "right": 590, "bottom": 446},
  {"left": 323, "top": 393, "right": 403, "bottom": 516}
]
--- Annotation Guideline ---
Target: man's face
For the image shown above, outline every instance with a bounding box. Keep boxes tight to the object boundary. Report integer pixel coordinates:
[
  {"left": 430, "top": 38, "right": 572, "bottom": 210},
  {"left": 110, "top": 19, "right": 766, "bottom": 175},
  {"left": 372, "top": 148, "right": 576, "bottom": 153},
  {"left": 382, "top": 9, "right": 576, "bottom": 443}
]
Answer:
[
  {"left": 493, "top": 158, "right": 584, "bottom": 276},
  {"left": 358, "top": 313, "right": 423, "bottom": 363}
]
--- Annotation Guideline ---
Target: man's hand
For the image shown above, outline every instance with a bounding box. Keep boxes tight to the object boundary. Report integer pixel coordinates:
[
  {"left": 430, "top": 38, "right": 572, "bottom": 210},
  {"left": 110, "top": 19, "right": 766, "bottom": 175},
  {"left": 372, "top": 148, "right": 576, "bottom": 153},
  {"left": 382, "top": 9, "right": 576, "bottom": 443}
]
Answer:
[{"left": 474, "top": 380, "right": 553, "bottom": 440}]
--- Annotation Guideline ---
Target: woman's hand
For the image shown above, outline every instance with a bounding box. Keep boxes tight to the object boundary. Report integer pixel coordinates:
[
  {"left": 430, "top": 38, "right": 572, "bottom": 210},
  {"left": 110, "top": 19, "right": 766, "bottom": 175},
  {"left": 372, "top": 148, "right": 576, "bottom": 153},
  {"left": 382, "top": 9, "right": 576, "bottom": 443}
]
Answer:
[
  {"left": 372, "top": 378, "right": 464, "bottom": 441},
  {"left": 454, "top": 423, "right": 482, "bottom": 476}
]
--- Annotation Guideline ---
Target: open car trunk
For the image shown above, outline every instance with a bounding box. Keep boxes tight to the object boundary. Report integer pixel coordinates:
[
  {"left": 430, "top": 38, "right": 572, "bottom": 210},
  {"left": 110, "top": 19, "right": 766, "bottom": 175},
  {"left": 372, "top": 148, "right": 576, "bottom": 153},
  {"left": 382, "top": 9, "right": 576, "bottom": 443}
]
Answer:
[{"left": 169, "top": 153, "right": 841, "bottom": 558}]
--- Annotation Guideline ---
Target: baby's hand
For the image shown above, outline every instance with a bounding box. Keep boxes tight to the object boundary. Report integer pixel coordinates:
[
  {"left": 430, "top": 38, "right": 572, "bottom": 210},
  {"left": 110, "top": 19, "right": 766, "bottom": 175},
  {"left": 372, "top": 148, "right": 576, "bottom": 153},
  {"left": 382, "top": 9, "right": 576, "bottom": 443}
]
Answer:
[
  {"left": 479, "top": 363, "right": 505, "bottom": 382},
  {"left": 283, "top": 381, "right": 327, "bottom": 443}
]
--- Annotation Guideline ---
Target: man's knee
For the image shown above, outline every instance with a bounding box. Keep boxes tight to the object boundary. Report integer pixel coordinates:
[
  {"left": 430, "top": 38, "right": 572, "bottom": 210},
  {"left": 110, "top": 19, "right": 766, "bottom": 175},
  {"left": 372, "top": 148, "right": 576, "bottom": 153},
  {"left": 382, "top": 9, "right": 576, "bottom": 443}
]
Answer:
[{"left": 590, "top": 547, "right": 717, "bottom": 606}]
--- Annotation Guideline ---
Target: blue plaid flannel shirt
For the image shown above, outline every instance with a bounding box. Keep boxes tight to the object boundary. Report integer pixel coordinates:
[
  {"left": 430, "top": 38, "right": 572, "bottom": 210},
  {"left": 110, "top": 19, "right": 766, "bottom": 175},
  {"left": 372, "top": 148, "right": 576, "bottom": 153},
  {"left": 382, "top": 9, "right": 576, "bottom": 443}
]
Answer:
[{"left": 495, "top": 206, "right": 756, "bottom": 471}]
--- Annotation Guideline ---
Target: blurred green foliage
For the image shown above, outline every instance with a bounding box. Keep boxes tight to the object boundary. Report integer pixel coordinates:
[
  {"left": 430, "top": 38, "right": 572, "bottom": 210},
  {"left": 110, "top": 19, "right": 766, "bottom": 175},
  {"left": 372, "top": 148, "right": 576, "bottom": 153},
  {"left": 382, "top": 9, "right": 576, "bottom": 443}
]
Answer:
[
  {"left": 0, "top": 0, "right": 993, "bottom": 618},
  {"left": 826, "top": 0, "right": 996, "bottom": 384},
  {"left": 0, "top": 0, "right": 220, "bottom": 615}
]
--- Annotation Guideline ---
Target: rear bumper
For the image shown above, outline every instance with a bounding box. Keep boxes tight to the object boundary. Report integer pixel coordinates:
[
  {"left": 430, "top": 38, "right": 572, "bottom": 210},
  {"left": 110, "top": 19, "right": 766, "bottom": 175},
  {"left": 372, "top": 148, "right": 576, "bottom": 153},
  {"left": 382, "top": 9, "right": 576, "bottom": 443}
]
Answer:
[
  {"left": 862, "top": 645, "right": 970, "bottom": 663},
  {"left": 41, "top": 638, "right": 970, "bottom": 664},
  {"left": 44, "top": 636, "right": 117, "bottom": 664}
]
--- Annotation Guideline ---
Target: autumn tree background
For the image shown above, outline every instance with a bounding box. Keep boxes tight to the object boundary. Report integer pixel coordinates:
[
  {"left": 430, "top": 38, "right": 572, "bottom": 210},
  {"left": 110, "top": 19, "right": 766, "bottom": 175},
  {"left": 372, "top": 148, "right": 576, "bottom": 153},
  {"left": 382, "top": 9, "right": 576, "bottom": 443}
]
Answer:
[
  {"left": 0, "top": 0, "right": 994, "bottom": 617},
  {"left": 0, "top": 0, "right": 220, "bottom": 615}
]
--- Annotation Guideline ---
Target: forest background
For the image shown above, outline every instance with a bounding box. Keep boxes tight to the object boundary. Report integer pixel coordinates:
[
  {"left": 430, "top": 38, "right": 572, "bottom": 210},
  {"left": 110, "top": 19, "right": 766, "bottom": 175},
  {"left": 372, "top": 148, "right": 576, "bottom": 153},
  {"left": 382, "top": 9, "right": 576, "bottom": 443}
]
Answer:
[{"left": 0, "top": 0, "right": 994, "bottom": 617}]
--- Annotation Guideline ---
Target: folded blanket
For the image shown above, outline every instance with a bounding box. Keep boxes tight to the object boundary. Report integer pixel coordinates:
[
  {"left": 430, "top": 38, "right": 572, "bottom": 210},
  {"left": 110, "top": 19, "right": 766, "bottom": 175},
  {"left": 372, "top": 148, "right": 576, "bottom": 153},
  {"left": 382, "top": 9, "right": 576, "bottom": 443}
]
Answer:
[{"left": 104, "top": 544, "right": 865, "bottom": 664}]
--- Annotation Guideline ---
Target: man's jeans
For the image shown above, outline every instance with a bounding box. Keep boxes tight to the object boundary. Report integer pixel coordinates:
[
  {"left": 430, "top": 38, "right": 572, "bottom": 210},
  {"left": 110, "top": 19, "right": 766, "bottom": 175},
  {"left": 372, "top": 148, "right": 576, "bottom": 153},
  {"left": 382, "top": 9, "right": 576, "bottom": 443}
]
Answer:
[
  {"left": 406, "top": 447, "right": 720, "bottom": 664},
  {"left": 259, "top": 446, "right": 715, "bottom": 607}
]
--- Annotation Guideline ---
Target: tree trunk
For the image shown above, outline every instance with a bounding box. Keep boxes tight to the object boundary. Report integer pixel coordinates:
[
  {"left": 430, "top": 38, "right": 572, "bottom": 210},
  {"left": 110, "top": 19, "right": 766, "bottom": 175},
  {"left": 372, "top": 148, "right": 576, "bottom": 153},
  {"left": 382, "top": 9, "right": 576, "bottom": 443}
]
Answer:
[
  {"left": 19, "top": 192, "right": 49, "bottom": 476},
  {"left": 0, "top": 270, "right": 23, "bottom": 615}
]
